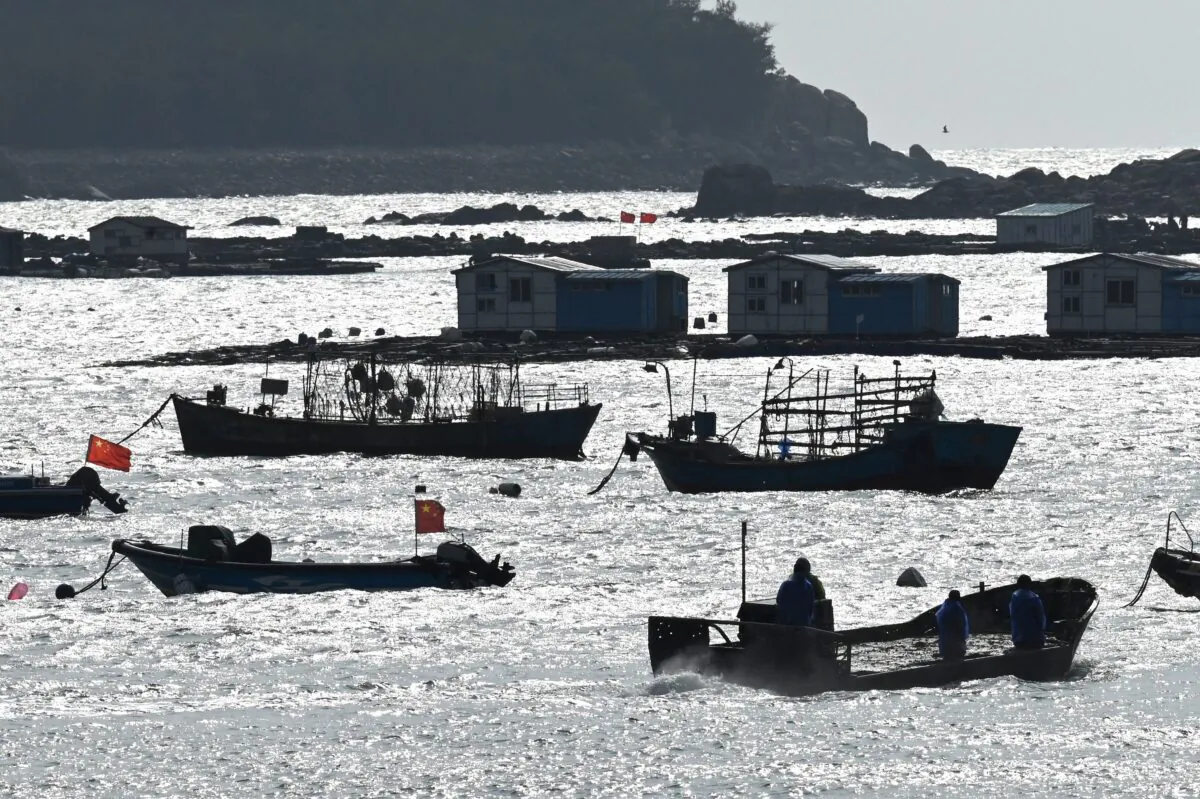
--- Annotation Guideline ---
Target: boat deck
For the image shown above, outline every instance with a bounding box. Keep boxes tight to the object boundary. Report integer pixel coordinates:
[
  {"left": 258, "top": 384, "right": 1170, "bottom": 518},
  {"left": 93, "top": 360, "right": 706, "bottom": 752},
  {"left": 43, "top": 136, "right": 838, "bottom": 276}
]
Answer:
[{"left": 847, "top": 633, "right": 1049, "bottom": 674}]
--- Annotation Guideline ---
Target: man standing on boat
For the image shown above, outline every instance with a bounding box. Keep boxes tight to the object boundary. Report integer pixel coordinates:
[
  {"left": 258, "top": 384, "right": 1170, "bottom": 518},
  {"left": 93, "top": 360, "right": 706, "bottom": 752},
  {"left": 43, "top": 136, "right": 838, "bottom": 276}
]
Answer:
[
  {"left": 936, "top": 589, "right": 970, "bottom": 659},
  {"left": 776, "top": 557, "right": 816, "bottom": 626},
  {"left": 1010, "top": 574, "right": 1047, "bottom": 649}
]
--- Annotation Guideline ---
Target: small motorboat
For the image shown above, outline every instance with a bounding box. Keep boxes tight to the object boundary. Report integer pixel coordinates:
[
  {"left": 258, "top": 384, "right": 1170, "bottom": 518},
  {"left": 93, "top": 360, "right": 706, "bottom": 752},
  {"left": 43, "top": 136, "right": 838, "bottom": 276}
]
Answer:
[
  {"left": 113, "top": 525, "right": 515, "bottom": 597},
  {"left": 648, "top": 577, "right": 1097, "bottom": 696},
  {"left": 1127, "top": 511, "right": 1200, "bottom": 606},
  {"left": 0, "top": 466, "right": 128, "bottom": 520}
]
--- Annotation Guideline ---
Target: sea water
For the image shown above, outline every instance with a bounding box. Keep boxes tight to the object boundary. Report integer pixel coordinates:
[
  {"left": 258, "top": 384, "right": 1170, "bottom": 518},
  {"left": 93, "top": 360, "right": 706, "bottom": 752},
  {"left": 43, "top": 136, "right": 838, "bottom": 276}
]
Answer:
[{"left": 1, "top": 148, "right": 1199, "bottom": 797}]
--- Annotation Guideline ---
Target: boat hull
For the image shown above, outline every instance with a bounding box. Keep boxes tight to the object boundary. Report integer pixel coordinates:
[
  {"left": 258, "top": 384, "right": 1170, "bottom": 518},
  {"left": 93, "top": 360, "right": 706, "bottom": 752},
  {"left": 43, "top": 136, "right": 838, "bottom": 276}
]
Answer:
[
  {"left": 113, "top": 539, "right": 512, "bottom": 597},
  {"left": 649, "top": 577, "right": 1097, "bottom": 696},
  {"left": 0, "top": 487, "right": 90, "bottom": 520},
  {"left": 172, "top": 395, "right": 602, "bottom": 459},
  {"left": 1150, "top": 547, "right": 1200, "bottom": 599},
  {"left": 639, "top": 420, "right": 1021, "bottom": 494}
]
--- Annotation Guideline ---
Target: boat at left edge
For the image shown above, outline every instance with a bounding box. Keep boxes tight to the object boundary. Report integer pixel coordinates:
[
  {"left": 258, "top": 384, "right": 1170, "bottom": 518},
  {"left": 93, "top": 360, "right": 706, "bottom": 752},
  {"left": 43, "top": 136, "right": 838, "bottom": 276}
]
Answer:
[
  {"left": 0, "top": 466, "right": 129, "bottom": 520},
  {"left": 113, "top": 525, "right": 515, "bottom": 597}
]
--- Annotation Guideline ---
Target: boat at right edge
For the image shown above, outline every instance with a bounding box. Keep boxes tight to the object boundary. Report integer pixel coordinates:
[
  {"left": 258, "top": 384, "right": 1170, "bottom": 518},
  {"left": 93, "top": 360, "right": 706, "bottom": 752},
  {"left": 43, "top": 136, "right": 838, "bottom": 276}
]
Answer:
[{"left": 629, "top": 360, "right": 1021, "bottom": 494}]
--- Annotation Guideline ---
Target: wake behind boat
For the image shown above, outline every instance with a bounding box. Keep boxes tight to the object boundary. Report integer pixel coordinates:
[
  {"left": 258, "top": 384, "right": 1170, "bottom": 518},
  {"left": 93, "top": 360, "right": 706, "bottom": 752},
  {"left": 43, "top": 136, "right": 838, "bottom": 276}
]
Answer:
[
  {"left": 628, "top": 360, "right": 1020, "bottom": 494},
  {"left": 113, "top": 525, "right": 515, "bottom": 597},
  {"left": 649, "top": 577, "right": 1097, "bottom": 696},
  {"left": 171, "top": 355, "right": 601, "bottom": 459}
]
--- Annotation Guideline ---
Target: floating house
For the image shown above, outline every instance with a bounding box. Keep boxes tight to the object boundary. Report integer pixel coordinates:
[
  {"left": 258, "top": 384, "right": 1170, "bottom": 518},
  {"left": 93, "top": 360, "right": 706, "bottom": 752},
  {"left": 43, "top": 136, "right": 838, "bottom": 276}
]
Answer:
[
  {"left": 828, "top": 273, "right": 960, "bottom": 337},
  {"left": 724, "top": 253, "right": 878, "bottom": 335},
  {"left": 452, "top": 255, "right": 687, "bottom": 334},
  {"left": 88, "top": 216, "right": 190, "bottom": 265},
  {"left": 997, "top": 203, "right": 1094, "bottom": 247},
  {"left": 0, "top": 226, "right": 23, "bottom": 274},
  {"left": 1043, "top": 252, "right": 1200, "bottom": 335}
]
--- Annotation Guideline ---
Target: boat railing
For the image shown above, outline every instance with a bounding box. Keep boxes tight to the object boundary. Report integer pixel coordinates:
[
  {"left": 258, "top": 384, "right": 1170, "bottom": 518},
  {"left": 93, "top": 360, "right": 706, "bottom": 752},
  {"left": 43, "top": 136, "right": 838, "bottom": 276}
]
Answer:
[
  {"left": 519, "top": 382, "right": 590, "bottom": 411},
  {"left": 671, "top": 616, "right": 853, "bottom": 672}
]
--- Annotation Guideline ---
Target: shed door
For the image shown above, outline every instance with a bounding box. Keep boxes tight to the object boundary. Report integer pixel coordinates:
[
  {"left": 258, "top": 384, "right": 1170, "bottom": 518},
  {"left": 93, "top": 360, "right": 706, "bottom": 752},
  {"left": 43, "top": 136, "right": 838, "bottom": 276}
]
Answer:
[{"left": 655, "top": 276, "right": 674, "bottom": 332}]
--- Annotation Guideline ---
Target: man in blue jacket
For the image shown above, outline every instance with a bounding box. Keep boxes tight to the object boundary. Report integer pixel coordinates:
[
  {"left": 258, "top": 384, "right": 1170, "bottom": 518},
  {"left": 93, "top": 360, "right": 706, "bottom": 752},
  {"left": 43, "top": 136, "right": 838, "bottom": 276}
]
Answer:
[
  {"left": 776, "top": 557, "right": 816, "bottom": 626},
  {"left": 1010, "top": 574, "right": 1047, "bottom": 649},
  {"left": 936, "top": 589, "right": 970, "bottom": 659}
]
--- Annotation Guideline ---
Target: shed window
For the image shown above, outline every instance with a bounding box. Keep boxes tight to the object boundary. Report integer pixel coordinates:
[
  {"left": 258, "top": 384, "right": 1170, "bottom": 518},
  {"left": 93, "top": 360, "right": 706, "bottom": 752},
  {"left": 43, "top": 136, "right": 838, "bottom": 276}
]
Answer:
[
  {"left": 476, "top": 273, "right": 497, "bottom": 292},
  {"left": 1106, "top": 279, "right": 1135, "bottom": 306},
  {"left": 780, "top": 279, "right": 803, "bottom": 305},
  {"left": 1181, "top": 285, "right": 1200, "bottom": 297},
  {"left": 1062, "top": 270, "right": 1081, "bottom": 287},
  {"left": 477, "top": 298, "right": 496, "bottom": 313},
  {"left": 747, "top": 297, "right": 767, "bottom": 313},
  {"left": 1062, "top": 296, "right": 1081, "bottom": 314},
  {"left": 942, "top": 284, "right": 952, "bottom": 296},
  {"left": 747, "top": 274, "right": 767, "bottom": 291},
  {"left": 509, "top": 277, "right": 531, "bottom": 303},
  {"left": 842, "top": 285, "right": 880, "bottom": 297}
]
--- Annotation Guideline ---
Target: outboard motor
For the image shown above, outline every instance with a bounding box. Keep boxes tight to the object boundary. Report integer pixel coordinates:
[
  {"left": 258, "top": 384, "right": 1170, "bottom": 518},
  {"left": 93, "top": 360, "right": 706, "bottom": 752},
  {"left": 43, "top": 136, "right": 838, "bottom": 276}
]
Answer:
[
  {"left": 65, "top": 466, "right": 129, "bottom": 514},
  {"left": 436, "top": 541, "right": 515, "bottom": 587}
]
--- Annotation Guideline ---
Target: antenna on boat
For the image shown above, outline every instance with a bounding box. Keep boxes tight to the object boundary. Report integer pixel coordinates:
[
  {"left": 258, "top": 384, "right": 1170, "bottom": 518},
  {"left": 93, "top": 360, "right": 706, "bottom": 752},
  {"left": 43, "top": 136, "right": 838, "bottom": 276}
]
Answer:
[{"left": 741, "top": 520, "right": 748, "bottom": 605}]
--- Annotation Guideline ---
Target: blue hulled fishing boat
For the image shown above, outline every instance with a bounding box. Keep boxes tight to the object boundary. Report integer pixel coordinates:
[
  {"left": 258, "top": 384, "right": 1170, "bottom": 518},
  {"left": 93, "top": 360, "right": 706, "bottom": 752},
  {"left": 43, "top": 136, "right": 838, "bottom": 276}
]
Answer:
[
  {"left": 0, "top": 466, "right": 128, "bottom": 519},
  {"left": 628, "top": 360, "right": 1020, "bottom": 494}
]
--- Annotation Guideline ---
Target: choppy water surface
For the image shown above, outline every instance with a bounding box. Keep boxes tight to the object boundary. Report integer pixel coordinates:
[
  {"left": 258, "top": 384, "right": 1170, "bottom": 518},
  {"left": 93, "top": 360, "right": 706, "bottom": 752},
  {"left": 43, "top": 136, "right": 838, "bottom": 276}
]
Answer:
[{"left": 3, "top": 149, "right": 1200, "bottom": 797}]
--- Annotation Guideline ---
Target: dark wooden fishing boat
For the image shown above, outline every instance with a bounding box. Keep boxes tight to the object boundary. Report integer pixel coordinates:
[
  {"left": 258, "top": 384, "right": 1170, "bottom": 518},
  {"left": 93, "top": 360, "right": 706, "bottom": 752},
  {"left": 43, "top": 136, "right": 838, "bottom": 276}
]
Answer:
[
  {"left": 649, "top": 577, "right": 1097, "bottom": 696},
  {"left": 1127, "top": 511, "right": 1200, "bottom": 605},
  {"left": 170, "top": 356, "right": 601, "bottom": 459},
  {"left": 113, "top": 525, "right": 515, "bottom": 597},
  {"left": 629, "top": 360, "right": 1020, "bottom": 494},
  {"left": 0, "top": 466, "right": 128, "bottom": 520}
]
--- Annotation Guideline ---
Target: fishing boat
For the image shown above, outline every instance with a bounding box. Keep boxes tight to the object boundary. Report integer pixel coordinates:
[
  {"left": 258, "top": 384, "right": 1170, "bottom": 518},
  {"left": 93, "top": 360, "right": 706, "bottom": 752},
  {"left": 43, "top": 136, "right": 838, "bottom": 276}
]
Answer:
[
  {"left": 1127, "top": 511, "right": 1200, "bottom": 606},
  {"left": 649, "top": 577, "right": 1098, "bottom": 696},
  {"left": 112, "top": 525, "right": 515, "bottom": 597},
  {"left": 629, "top": 360, "right": 1020, "bottom": 494},
  {"left": 0, "top": 466, "right": 128, "bottom": 520},
  {"left": 169, "top": 356, "right": 601, "bottom": 459}
]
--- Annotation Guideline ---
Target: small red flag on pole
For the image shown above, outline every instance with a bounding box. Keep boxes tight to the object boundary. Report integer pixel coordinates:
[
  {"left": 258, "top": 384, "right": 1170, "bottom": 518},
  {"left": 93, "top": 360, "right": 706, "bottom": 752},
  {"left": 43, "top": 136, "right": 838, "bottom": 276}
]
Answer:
[
  {"left": 414, "top": 499, "right": 446, "bottom": 534},
  {"left": 639, "top": 212, "right": 658, "bottom": 224},
  {"left": 85, "top": 435, "right": 132, "bottom": 472},
  {"left": 619, "top": 211, "right": 636, "bottom": 224}
]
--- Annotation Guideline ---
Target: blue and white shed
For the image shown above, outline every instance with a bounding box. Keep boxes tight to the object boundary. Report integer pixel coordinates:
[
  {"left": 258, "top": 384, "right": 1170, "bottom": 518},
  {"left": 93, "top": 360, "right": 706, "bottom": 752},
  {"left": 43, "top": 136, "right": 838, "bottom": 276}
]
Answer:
[
  {"left": 996, "top": 203, "right": 1094, "bottom": 247},
  {"left": 723, "top": 253, "right": 878, "bottom": 335},
  {"left": 452, "top": 255, "right": 603, "bottom": 332},
  {"left": 556, "top": 269, "right": 688, "bottom": 334},
  {"left": 1043, "top": 252, "right": 1200, "bottom": 335},
  {"left": 829, "top": 273, "right": 960, "bottom": 337}
]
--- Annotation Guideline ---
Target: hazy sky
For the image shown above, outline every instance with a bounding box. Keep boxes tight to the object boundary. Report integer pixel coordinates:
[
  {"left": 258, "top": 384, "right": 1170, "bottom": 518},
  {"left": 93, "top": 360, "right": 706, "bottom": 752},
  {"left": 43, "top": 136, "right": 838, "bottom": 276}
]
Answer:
[{"left": 733, "top": 0, "right": 1198, "bottom": 149}]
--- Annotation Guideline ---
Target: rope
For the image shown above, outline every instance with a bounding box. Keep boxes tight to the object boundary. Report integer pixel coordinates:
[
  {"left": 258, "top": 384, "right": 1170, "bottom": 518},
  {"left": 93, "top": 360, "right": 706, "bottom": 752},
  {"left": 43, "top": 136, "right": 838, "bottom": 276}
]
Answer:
[
  {"left": 116, "top": 394, "right": 175, "bottom": 445},
  {"left": 587, "top": 436, "right": 633, "bottom": 496},
  {"left": 1124, "top": 558, "right": 1155, "bottom": 608},
  {"left": 62, "top": 551, "right": 127, "bottom": 599},
  {"left": 1125, "top": 511, "right": 1192, "bottom": 607}
]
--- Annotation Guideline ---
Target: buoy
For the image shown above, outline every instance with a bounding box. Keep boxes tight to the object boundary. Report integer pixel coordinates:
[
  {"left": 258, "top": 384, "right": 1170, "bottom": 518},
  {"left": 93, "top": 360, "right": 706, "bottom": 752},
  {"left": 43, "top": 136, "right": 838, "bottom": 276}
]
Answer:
[
  {"left": 7, "top": 582, "right": 29, "bottom": 600},
  {"left": 318, "top": 327, "right": 334, "bottom": 339},
  {"left": 735, "top": 334, "right": 758, "bottom": 348},
  {"left": 708, "top": 312, "right": 717, "bottom": 323},
  {"left": 415, "top": 484, "right": 427, "bottom": 494},
  {"left": 348, "top": 326, "right": 361, "bottom": 336},
  {"left": 693, "top": 317, "right": 705, "bottom": 329},
  {"left": 896, "top": 567, "right": 927, "bottom": 587},
  {"left": 297, "top": 332, "right": 309, "bottom": 345},
  {"left": 55, "top": 583, "right": 76, "bottom": 600},
  {"left": 375, "top": 327, "right": 386, "bottom": 336},
  {"left": 497, "top": 482, "right": 522, "bottom": 498},
  {"left": 979, "top": 315, "right": 993, "bottom": 321}
]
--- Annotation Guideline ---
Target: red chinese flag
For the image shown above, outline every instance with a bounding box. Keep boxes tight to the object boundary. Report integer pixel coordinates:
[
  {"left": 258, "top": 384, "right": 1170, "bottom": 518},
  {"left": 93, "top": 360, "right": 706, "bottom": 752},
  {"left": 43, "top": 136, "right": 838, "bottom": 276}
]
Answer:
[
  {"left": 619, "top": 211, "right": 636, "bottom": 223},
  {"left": 639, "top": 212, "right": 658, "bottom": 224},
  {"left": 414, "top": 499, "right": 446, "bottom": 534},
  {"left": 86, "top": 435, "right": 132, "bottom": 472}
]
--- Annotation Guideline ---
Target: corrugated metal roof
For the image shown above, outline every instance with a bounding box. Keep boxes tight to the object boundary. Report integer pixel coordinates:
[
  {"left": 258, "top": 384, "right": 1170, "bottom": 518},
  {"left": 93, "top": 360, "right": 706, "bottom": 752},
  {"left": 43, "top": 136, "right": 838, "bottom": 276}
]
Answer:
[
  {"left": 564, "top": 269, "right": 685, "bottom": 281},
  {"left": 997, "top": 203, "right": 1094, "bottom": 217},
  {"left": 837, "top": 272, "right": 958, "bottom": 284},
  {"left": 452, "top": 255, "right": 603, "bottom": 274},
  {"left": 1041, "top": 252, "right": 1200, "bottom": 271},
  {"left": 723, "top": 253, "right": 879, "bottom": 273},
  {"left": 87, "top": 215, "right": 190, "bottom": 230},
  {"left": 1166, "top": 272, "right": 1200, "bottom": 282}
]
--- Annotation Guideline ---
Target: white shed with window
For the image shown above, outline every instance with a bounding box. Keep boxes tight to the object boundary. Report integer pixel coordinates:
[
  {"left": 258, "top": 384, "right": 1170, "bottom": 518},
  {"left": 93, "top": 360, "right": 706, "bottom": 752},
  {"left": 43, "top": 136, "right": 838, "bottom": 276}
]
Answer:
[
  {"left": 451, "top": 255, "right": 602, "bottom": 332},
  {"left": 997, "top": 203, "right": 1094, "bottom": 247},
  {"left": 1042, "top": 252, "right": 1200, "bottom": 335},
  {"left": 87, "top": 216, "right": 191, "bottom": 264},
  {"left": 723, "top": 253, "right": 878, "bottom": 335}
]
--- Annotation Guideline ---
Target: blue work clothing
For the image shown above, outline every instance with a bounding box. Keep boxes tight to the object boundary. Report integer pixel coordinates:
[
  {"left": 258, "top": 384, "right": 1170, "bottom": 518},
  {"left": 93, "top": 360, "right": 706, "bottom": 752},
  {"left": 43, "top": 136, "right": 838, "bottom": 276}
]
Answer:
[
  {"left": 936, "top": 599, "right": 970, "bottom": 659},
  {"left": 1010, "top": 587, "right": 1047, "bottom": 648},
  {"left": 776, "top": 575, "right": 815, "bottom": 626}
]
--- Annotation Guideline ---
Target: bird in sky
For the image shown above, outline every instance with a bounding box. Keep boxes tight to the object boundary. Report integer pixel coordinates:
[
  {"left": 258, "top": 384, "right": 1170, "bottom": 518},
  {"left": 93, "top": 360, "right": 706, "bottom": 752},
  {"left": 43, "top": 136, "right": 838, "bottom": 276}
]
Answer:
[{"left": 942, "top": 125, "right": 949, "bottom": 134}]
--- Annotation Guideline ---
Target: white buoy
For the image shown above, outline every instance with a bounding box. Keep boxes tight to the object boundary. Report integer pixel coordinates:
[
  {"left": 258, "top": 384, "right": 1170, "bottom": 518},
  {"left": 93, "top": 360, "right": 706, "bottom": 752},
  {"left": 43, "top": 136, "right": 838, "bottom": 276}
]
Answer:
[{"left": 735, "top": 334, "right": 758, "bottom": 348}]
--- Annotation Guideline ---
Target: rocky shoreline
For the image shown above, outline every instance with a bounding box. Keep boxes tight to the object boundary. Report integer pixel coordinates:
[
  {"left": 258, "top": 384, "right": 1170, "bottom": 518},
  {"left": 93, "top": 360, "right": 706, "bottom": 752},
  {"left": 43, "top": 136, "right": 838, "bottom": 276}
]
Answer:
[{"left": 98, "top": 332, "right": 1200, "bottom": 369}]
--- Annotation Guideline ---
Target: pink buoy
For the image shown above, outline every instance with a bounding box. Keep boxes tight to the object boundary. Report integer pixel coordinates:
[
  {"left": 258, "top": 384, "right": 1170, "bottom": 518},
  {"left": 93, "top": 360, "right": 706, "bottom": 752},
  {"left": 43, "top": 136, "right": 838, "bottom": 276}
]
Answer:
[{"left": 7, "top": 582, "right": 29, "bottom": 600}]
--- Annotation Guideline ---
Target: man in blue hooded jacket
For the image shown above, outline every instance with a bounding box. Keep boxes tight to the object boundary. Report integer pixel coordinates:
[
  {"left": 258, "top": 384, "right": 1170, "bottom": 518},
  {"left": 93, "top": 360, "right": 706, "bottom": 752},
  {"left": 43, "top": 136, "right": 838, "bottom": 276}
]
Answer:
[
  {"left": 936, "top": 589, "right": 970, "bottom": 659},
  {"left": 1010, "top": 574, "right": 1047, "bottom": 649},
  {"left": 776, "top": 557, "right": 815, "bottom": 626}
]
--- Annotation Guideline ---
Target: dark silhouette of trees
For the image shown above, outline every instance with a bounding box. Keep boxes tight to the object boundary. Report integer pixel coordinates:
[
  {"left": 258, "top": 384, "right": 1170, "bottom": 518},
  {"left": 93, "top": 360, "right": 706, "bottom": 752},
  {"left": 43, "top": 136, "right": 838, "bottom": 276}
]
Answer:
[{"left": 0, "top": 0, "right": 778, "bottom": 149}]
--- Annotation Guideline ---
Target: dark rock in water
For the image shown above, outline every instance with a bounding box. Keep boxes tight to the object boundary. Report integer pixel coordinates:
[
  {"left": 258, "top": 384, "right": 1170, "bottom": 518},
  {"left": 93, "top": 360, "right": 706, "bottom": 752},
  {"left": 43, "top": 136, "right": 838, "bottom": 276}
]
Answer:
[
  {"left": 556, "top": 209, "right": 589, "bottom": 222},
  {"left": 229, "top": 216, "right": 281, "bottom": 226},
  {"left": 693, "top": 164, "right": 777, "bottom": 218},
  {"left": 496, "top": 482, "right": 521, "bottom": 498},
  {"left": 979, "top": 315, "right": 993, "bottom": 321},
  {"left": 896, "top": 567, "right": 927, "bottom": 588},
  {"left": 365, "top": 210, "right": 410, "bottom": 225}
]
